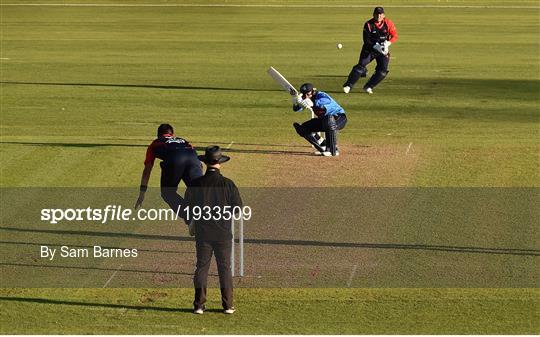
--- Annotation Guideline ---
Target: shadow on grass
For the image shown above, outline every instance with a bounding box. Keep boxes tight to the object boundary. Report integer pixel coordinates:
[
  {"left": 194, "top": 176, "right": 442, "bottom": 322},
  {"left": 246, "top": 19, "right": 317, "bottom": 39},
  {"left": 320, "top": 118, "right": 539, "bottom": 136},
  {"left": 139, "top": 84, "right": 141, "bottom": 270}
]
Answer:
[
  {"left": 0, "top": 80, "right": 281, "bottom": 93},
  {"left": 0, "top": 240, "right": 192, "bottom": 255},
  {"left": 3, "top": 78, "right": 538, "bottom": 101},
  {"left": 1, "top": 227, "right": 538, "bottom": 257},
  {"left": 0, "top": 141, "right": 312, "bottom": 156},
  {"left": 0, "top": 296, "right": 199, "bottom": 313},
  {"left": 0, "top": 262, "right": 195, "bottom": 277}
]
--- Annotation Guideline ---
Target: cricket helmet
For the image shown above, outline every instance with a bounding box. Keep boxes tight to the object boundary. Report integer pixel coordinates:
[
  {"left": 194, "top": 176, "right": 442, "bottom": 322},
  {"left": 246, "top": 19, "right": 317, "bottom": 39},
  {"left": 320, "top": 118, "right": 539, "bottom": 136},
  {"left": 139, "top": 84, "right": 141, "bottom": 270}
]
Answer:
[
  {"left": 373, "top": 6, "right": 385, "bottom": 15},
  {"left": 299, "top": 83, "right": 314, "bottom": 94}
]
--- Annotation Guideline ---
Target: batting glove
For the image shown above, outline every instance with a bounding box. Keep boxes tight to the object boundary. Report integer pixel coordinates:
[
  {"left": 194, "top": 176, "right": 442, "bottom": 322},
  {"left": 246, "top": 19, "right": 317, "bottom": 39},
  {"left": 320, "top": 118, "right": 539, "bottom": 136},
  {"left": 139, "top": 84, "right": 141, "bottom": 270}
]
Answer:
[
  {"left": 291, "top": 93, "right": 303, "bottom": 105},
  {"left": 300, "top": 98, "right": 314, "bottom": 109}
]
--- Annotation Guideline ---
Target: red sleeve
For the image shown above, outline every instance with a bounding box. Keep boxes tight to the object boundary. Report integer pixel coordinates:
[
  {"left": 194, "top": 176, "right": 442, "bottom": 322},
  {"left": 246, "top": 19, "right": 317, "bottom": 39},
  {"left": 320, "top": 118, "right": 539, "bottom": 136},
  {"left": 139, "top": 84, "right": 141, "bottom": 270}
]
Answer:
[
  {"left": 386, "top": 19, "right": 398, "bottom": 43},
  {"left": 144, "top": 140, "right": 158, "bottom": 165}
]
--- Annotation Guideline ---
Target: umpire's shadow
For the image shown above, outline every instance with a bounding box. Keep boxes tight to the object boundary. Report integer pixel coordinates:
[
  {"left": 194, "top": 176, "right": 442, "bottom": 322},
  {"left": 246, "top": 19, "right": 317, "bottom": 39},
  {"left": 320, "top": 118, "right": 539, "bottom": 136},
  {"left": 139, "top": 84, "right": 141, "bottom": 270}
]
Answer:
[{"left": 0, "top": 296, "right": 192, "bottom": 313}]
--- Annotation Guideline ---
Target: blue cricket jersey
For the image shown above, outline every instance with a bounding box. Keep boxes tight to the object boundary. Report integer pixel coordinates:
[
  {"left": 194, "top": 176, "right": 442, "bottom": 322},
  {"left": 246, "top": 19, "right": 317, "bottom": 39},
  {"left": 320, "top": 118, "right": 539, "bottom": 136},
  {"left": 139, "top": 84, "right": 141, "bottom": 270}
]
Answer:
[
  {"left": 293, "top": 91, "right": 345, "bottom": 117},
  {"left": 313, "top": 91, "right": 345, "bottom": 116}
]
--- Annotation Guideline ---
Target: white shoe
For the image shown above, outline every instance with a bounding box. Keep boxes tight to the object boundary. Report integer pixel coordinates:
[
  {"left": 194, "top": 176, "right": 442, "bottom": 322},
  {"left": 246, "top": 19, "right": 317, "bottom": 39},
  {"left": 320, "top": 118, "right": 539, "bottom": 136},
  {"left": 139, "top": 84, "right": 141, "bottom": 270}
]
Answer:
[
  {"left": 364, "top": 87, "right": 373, "bottom": 94},
  {"left": 322, "top": 150, "right": 339, "bottom": 157},
  {"left": 194, "top": 308, "right": 204, "bottom": 315},
  {"left": 343, "top": 86, "right": 351, "bottom": 94},
  {"left": 223, "top": 308, "right": 236, "bottom": 314},
  {"left": 314, "top": 145, "right": 326, "bottom": 155}
]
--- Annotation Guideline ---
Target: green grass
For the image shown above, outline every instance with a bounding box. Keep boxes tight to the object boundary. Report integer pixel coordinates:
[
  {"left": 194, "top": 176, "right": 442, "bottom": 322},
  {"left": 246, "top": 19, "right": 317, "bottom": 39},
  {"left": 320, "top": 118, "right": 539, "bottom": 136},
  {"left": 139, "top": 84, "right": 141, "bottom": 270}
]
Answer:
[
  {"left": 1, "top": 0, "right": 539, "bottom": 334},
  {"left": 2, "top": 0, "right": 539, "bottom": 187},
  {"left": 1, "top": 288, "right": 539, "bottom": 334}
]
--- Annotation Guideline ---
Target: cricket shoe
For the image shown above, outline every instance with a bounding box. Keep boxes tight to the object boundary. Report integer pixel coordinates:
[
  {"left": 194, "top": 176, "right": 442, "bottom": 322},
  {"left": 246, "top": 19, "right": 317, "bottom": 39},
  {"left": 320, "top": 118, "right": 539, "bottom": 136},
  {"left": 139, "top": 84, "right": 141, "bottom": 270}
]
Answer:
[
  {"left": 364, "top": 87, "right": 373, "bottom": 94},
  {"left": 321, "top": 149, "right": 340, "bottom": 157},
  {"left": 223, "top": 307, "right": 236, "bottom": 314},
  {"left": 194, "top": 307, "right": 204, "bottom": 315},
  {"left": 343, "top": 86, "right": 351, "bottom": 94},
  {"left": 313, "top": 146, "right": 326, "bottom": 155}
]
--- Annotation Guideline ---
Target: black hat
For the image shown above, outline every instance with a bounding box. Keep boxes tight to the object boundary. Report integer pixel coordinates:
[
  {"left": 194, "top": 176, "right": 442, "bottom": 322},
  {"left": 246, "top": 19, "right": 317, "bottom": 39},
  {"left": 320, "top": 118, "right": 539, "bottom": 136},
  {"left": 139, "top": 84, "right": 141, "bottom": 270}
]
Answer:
[
  {"left": 299, "top": 83, "right": 314, "bottom": 94},
  {"left": 198, "top": 145, "right": 230, "bottom": 164},
  {"left": 373, "top": 6, "right": 385, "bottom": 15}
]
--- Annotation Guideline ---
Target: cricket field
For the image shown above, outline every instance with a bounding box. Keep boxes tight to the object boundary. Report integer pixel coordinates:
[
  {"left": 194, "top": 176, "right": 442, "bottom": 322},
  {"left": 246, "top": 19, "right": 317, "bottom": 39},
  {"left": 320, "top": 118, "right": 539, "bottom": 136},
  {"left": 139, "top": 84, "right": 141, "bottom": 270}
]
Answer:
[{"left": 1, "top": 0, "right": 539, "bottom": 334}]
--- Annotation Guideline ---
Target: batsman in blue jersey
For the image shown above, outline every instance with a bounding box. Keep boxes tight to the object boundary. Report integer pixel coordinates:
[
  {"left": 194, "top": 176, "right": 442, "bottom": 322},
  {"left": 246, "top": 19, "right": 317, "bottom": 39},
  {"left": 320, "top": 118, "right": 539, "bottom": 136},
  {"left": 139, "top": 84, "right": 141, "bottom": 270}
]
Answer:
[{"left": 292, "top": 83, "right": 347, "bottom": 156}]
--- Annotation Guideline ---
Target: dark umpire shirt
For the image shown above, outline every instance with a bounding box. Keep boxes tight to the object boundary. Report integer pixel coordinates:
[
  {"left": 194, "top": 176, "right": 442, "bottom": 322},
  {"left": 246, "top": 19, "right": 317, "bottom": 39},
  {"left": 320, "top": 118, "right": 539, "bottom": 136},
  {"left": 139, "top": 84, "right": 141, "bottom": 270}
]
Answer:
[{"left": 185, "top": 168, "right": 242, "bottom": 242}]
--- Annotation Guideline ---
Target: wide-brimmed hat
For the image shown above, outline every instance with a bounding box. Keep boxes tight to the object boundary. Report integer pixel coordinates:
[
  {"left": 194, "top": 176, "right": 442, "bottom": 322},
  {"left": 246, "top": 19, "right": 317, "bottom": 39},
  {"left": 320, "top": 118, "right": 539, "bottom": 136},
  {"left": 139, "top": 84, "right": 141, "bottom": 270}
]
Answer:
[{"left": 198, "top": 145, "right": 230, "bottom": 164}]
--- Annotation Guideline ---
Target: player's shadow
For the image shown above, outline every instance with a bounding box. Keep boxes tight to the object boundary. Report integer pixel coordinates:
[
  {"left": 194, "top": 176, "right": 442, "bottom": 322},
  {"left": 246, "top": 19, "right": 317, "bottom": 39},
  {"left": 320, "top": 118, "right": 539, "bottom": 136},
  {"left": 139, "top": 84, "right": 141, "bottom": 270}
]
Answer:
[
  {"left": 0, "top": 262, "right": 196, "bottom": 277},
  {"left": 0, "top": 80, "right": 280, "bottom": 93},
  {"left": 1, "top": 227, "right": 537, "bottom": 257},
  {"left": 0, "top": 141, "right": 148, "bottom": 148},
  {"left": 0, "top": 240, "right": 192, "bottom": 255},
  {"left": 0, "top": 141, "right": 313, "bottom": 156},
  {"left": 0, "top": 296, "right": 196, "bottom": 313}
]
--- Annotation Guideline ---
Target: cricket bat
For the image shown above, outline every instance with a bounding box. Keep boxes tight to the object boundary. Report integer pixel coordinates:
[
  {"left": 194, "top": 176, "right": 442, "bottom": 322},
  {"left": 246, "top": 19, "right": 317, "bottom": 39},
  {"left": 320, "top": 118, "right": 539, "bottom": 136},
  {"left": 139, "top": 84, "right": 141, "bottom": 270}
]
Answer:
[
  {"left": 267, "top": 66, "right": 315, "bottom": 116},
  {"left": 267, "top": 66, "right": 298, "bottom": 96},
  {"left": 267, "top": 66, "right": 323, "bottom": 145}
]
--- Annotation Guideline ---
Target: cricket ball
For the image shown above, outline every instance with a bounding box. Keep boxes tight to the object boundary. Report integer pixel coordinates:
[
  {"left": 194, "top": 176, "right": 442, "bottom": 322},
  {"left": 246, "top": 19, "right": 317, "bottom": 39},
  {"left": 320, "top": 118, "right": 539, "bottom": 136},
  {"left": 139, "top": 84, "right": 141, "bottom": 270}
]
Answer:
[{"left": 337, "top": 43, "right": 343, "bottom": 49}]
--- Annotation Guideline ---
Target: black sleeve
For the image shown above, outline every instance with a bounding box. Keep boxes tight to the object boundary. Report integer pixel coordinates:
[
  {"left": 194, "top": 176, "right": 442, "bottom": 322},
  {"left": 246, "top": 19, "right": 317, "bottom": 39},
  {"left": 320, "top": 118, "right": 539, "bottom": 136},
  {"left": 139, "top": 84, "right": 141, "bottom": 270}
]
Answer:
[
  {"left": 363, "top": 21, "right": 375, "bottom": 46},
  {"left": 228, "top": 180, "right": 243, "bottom": 208}
]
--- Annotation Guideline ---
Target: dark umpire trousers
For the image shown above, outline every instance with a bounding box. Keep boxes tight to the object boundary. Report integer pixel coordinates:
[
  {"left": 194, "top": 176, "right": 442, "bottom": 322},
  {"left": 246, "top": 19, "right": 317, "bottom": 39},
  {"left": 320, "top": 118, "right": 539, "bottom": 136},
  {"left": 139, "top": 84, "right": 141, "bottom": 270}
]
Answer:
[{"left": 193, "top": 239, "right": 233, "bottom": 310}]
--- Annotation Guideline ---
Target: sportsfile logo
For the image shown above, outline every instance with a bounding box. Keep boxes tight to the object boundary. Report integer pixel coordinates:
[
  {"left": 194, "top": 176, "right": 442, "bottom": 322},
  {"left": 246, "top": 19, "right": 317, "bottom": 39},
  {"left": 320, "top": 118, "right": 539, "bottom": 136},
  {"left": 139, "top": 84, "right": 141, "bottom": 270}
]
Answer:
[
  {"left": 40, "top": 205, "right": 181, "bottom": 224},
  {"left": 40, "top": 205, "right": 253, "bottom": 224}
]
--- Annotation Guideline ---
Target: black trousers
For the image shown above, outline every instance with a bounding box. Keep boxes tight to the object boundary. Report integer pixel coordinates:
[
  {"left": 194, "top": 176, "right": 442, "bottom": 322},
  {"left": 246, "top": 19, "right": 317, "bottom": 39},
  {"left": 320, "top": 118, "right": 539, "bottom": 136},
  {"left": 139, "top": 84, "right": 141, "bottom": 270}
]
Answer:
[
  {"left": 346, "top": 46, "right": 390, "bottom": 89},
  {"left": 193, "top": 240, "right": 233, "bottom": 310},
  {"left": 300, "top": 114, "right": 347, "bottom": 133},
  {"left": 160, "top": 153, "right": 202, "bottom": 217}
]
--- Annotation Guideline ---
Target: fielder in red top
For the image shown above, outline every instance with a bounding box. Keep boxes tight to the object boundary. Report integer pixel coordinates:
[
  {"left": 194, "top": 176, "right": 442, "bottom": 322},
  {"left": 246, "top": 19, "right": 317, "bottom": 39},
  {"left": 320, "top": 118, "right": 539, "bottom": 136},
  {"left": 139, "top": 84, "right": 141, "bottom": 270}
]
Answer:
[
  {"left": 343, "top": 7, "right": 398, "bottom": 94},
  {"left": 134, "top": 124, "right": 203, "bottom": 219}
]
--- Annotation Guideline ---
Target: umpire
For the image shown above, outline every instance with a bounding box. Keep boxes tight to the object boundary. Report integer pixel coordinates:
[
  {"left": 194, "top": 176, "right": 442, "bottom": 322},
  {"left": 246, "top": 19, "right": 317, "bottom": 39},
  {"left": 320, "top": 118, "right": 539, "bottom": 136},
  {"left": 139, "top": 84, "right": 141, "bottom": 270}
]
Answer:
[
  {"left": 134, "top": 123, "right": 202, "bottom": 216},
  {"left": 184, "top": 146, "right": 242, "bottom": 315}
]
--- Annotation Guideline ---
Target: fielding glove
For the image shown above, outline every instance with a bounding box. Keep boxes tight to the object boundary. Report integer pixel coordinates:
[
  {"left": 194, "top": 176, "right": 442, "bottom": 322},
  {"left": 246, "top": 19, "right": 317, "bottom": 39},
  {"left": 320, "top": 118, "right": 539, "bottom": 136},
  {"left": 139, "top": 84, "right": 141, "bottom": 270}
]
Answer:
[
  {"left": 373, "top": 42, "right": 385, "bottom": 55},
  {"left": 382, "top": 41, "right": 391, "bottom": 55}
]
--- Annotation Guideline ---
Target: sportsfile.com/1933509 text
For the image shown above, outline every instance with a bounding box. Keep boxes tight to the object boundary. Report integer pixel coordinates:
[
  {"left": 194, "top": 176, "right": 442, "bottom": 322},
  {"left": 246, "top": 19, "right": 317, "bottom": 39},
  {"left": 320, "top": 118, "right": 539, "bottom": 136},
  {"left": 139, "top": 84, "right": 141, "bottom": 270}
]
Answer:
[{"left": 40, "top": 205, "right": 252, "bottom": 224}]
